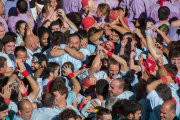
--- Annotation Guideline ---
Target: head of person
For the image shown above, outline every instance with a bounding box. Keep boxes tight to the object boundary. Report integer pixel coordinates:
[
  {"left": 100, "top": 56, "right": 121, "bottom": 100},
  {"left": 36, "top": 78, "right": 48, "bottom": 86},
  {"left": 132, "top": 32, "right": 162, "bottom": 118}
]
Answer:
[
  {"left": 101, "top": 58, "right": 108, "bottom": 71},
  {"left": 0, "top": 41, "right": 4, "bottom": 52},
  {"left": 38, "top": 26, "right": 50, "bottom": 48},
  {"left": 51, "top": 83, "right": 68, "bottom": 105},
  {"left": 82, "top": 17, "right": 96, "bottom": 31},
  {"left": 96, "top": 108, "right": 112, "bottom": 120},
  {"left": 44, "top": 0, "right": 58, "bottom": 9},
  {"left": 68, "top": 34, "right": 81, "bottom": 51},
  {"left": 109, "top": 28, "right": 121, "bottom": 43},
  {"left": 157, "top": 24, "right": 169, "bottom": 44},
  {"left": 96, "top": 3, "right": 110, "bottom": 18},
  {"left": 76, "top": 30, "right": 88, "bottom": 49},
  {"left": 31, "top": 53, "right": 47, "bottom": 73},
  {"left": 155, "top": 83, "right": 172, "bottom": 101},
  {"left": 5, "top": 32, "right": 17, "bottom": 45},
  {"left": 50, "top": 18, "right": 63, "bottom": 33},
  {"left": 17, "top": 99, "right": 33, "bottom": 120},
  {"left": 2, "top": 34, "right": 15, "bottom": 55},
  {"left": 0, "top": 100, "right": 9, "bottom": 120},
  {"left": 96, "top": 79, "right": 109, "bottom": 97},
  {"left": 0, "top": 57, "right": 7, "bottom": 73},
  {"left": 123, "top": 100, "right": 143, "bottom": 120},
  {"left": 122, "top": 32, "right": 136, "bottom": 55},
  {"left": 51, "top": 32, "right": 68, "bottom": 47},
  {"left": 24, "top": 35, "right": 40, "bottom": 52},
  {"left": 160, "top": 100, "right": 176, "bottom": 120},
  {"left": 59, "top": 109, "right": 79, "bottom": 120},
  {"left": 158, "top": 6, "right": 170, "bottom": 22},
  {"left": 109, "top": 10, "right": 119, "bottom": 23},
  {"left": 9, "top": 82, "right": 21, "bottom": 101},
  {"left": 81, "top": 77, "right": 95, "bottom": 95},
  {"left": 164, "top": 64, "right": 178, "bottom": 80},
  {"left": 108, "top": 58, "right": 120, "bottom": 79},
  {"left": 81, "top": 0, "right": 89, "bottom": 14},
  {"left": 42, "top": 5, "right": 49, "bottom": 18},
  {"left": 61, "top": 62, "right": 74, "bottom": 76},
  {"left": 168, "top": 47, "right": 180, "bottom": 69},
  {"left": 109, "top": 78, "right": 126, "bottom": 97},
  {"left": 42, "top": 92, "right": 55, "bottom": 108},
  {"left": 43, "top": 62, "right": 59, "bottom": 79},
  {"left": 14, "top": 46, "right": 27, "bottom": 63},
  {"left": 17, "top": 0, "right": 28, "bottom": 14},
  {"left": 70, "top": 13, "right": 82, "bottom": 28},
  {"left": 16, "top": 20, "right": 27, "bottom": 38},
  {"left": 0, "top": 1, "right": 5, "bottom": 15},
  {"left": 52, "top": 77, "right": 66, "bottom": 87},
  {"left": 105, "top": 96, "right": 119, "bottom": 111},
  {"left": 0, "top": 23, "right": 5, "bottom": 40}
]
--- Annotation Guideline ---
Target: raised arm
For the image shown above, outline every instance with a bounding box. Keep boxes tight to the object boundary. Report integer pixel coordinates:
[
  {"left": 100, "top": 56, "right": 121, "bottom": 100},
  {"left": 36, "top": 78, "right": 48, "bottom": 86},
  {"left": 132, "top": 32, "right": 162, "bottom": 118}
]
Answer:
[
  {"left": 50, "top": 46, "right": 66, "bottom": 57},
  {"left": 89, "top": 30, "right": 103, "bottom": 45},
  {"left": 118, "top": 9, "right": 130, "bottom": 31},
  {"left": 88, "top": 54, "right": 102, "bottom": 75}
]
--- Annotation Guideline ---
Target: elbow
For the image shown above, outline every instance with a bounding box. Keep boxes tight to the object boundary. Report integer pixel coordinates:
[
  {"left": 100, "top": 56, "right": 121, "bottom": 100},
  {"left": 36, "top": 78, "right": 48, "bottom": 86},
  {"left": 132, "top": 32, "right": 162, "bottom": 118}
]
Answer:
[{"left": 35, "top": 86, "right": 40, "bottom": 93}]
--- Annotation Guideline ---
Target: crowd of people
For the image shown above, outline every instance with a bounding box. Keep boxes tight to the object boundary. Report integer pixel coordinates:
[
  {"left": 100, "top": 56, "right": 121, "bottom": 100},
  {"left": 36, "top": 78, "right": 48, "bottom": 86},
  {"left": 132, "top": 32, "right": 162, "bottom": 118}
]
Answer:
[{"left": 0, "top": 0, "right": 180, "bottom": 119}]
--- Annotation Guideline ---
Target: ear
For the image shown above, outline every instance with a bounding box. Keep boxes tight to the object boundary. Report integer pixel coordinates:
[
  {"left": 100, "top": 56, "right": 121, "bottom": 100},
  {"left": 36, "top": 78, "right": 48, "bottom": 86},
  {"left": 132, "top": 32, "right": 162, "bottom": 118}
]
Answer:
[
  {"left": 17, "top": 8, "right": 19, "bottom": 13},
  {"left": 17, "top": 29, "right": 20, "bottom": 33},
  {"left": 49, "top": 72, "right": 54, "bottom": 77},
  {"left": 43, "top": 13, "right": 46, "bottom": 18},
  {"left": 18, "top": 110, "right": 22, "bottom": 115},
  {"left": 62, "top": 94, "right": 66, "bottom": 99},
  {"left": 129, "top": 113, "right": 133, "bottom": 119}
]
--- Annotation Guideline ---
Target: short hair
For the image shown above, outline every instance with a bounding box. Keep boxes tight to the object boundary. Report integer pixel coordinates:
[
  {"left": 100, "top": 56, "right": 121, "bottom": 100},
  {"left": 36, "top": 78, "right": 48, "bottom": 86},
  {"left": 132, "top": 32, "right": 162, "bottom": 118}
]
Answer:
[
  {"left": 0, "top": 56, "right": 6, "bottom": 68},
  {"left": 59, "top": 109, "right": 79, "bottom": 120},
  {"left": 42, "top": 5, "right": 49, "bottom": 14},
  {"left": 108, "top": 58, "right": 119, "bottom": 67},
  {"left": 164, "top": 64, "right": 178, "bottom": 77},
  {"left": 96, "top": 79, "right": 109, "bottom": 96},
  {"left": 68, "top": 34, "right": 81, "bottom": 43},
  {"left": 123, "top": 32, "right": 136, "bottom": 40},
  {"left": 17, "top": 0, "right": 28, "bottom": 13},
  {"left": 32, "top": 53, "right": 47, "bottom": 64},
  {"left": 123, "top": 100, "right": 143, "bottom": 117},
  {"left": 0, "top": 41, "right": 3, "bottom": 52},
  {"left": 38, "top": 26, "right": 50, "bottom": 39},
  {"left": 0, "top": 100, "right": 8, "bottom": 110},
  {"left": 88, "top": 27, "right": 100, "bottom": 40},
  {"left": 5, "top": 32, "right": 17, "bottom": 39},
  {"left": 14, "top": 46, "right": 27, "bottom": 58},
  {"left": 43, "top": 62, "right": 59, "bottom": 79},
  {"left": 42, "top": 92, "right": 55, "bottom": 107},
  {"left": 158, "top": 6, "right": 170, "bottom": 21},
  {"left": 44, "top": 0, "right": 51, "bottom": 5},
  {"left": 158, "top": 24, "right": 169, "bottom": 35},
  {"left": 146, "top": 76, "right": 158, "bottom": 85},
  {"left": 18, "top": 99, "right": 30, "bottom": 111},
  {"left": 52, "top": 77, "right": 66, "bottom": 87},
  {"left": 2, "top": 34, "right": 16, "bottom": 45},
  {"left": 16, "top": 20, "right": 26, "bottom": 32},
  {"left": 51, "top": 32, "right": 68, "bottom": 46},
  {"left": 76, "top": 30, "right": 88, "bottom": 39},
  {"left": 50, "top": 18, "right": 63, "bottom": 30},
  {"left": 168, "top": 47, "right": 180, "bottom": 60},
  {"left": 70, "top": 13, "right": 82, "bottom": 28},
  {"left": 96, "top": 108, "right": 111, "bottom": 119},
  {"left": 61, "top": 62, "right": 74, "bottom": 76},
  {"left": 51, "top": 83, "right": 68, "bottom": 99},
  {"left": 105, "top": 96, "right": 119, "bottom": 110},
  {"left": 155, "top": 83, "right": 172, "bottom": 101},
  {"left": 98, "top": 3, "right": 110, "bottom": 16}
]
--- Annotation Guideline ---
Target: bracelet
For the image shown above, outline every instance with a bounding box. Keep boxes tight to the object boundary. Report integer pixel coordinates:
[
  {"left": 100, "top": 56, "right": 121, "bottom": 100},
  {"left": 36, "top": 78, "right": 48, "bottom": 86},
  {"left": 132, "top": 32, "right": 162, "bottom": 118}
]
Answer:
[
  {"left": 21, "top": 91, "right": 28, "bottom": 97},
  {"left": 79, "top": 102, "right": 85, "bottom": 110},
  {"left": 107, "top": 52, "right": 113, "bottom": 57},
  {"left": 22, "top": 70, "right": 30, "bottom": 78},
  {"left": 95, "top": 109, "right": 99, "bottom": 113},
  {"left": 47, "top": 19, "right": 51, "bottom": 23},
  {"left": 145, "top": 29, "right": 151, "bottom": 36},
  {"left": 161, "top": 77, "right": 167, "bottom": 84},
  {"left": 141, "top": 71, "right": 145, "bottom": 73},
  {"left": 4, "top": 98, "right": 10, "bottom": 105},
  {"left": 141, "top": 36, "right": 144, "bottom": 40},
  {"left": 68, "top": 73, "right": 74, "bottom": 79}
]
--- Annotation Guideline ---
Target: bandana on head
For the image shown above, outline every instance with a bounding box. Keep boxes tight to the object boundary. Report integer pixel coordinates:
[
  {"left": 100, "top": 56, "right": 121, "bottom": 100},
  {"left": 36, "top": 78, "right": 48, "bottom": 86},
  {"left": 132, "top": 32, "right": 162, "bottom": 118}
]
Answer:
[
  {"left": 167, "top": 71, "right": 180, "bottom": 88},
  {"left": 82, "top": 78, "right": 92, "bottom": 87},
  {"left": 109, "top": 10, "right": 119, "bottom": 20},
  {"left": 81, "top": 0, "right": 88, "bottom": 8},
  {"left": 82, "top": 17, "right": 95, "bottom": 31},
  {"left": 156, "top": 0, "right": 172, "bottom": 7}
]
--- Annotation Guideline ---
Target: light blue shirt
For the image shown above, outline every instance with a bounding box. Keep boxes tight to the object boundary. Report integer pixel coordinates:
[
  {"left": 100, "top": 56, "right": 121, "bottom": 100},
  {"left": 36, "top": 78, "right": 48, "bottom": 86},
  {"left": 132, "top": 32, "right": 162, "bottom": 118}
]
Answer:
[
  {"left": 43, "top": 47, "right": 52, "bottom": 60},
  {"left": 25, "top": 48, "right": 34, "bottom": 70},
  {"left": 116, "top": 91, "right": 135, "bottom": 100},
  {"left": 79, "top": 48, "right": 91, "bottom": 63},
  {"left": 66, "top": 91, "right": 76, "bottom": 105},
  {"left": 124, "top": 48, "right": 147, "bottom": 60},
  {"left": 13, "top": 115, "right": 24, "bottom": 120},
  {"left": 0, "top": 52, "right": 13, "bottom": 68},
  {"left": 8, "top": 101, "right": 18, "bottom": 120},
  {"left": 30, "top": 107, "right": 59, "bottom": 120},
  {"left": 86, "top": 44, "right": 96, "bottom": 54},
  {"left": 15, "top": 34, "right": 23, "bottom": 47}
]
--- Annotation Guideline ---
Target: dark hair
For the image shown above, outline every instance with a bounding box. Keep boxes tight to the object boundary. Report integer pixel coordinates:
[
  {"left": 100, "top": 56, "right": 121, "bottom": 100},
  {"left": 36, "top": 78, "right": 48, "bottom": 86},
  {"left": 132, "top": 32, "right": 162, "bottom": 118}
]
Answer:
[
  {"left": 14, "top": 46, "right": 27, "bottom": 58},
  {"left": 38, "top": 26, "right": 50, "bottom": 39},
  {"left": 123, "top": 100, "right": 143, "bottom": 117},
  {"left": 0, "top": 77, "right": 8, "bottom": 92},
  {"left": 68, "top": 34, "right": 81, "bottom": 43},
  {"left": 61, "top": 62, "right": 74, "bottom": 76},
  {"left": 96, "top": 108, "right": 111, "bottom": 119},
  {"left": 155, "top": 83, "right": 172, "bottom": 101},
  {"left": 112, "top": 99, "right": 127, "bottom": 118},
  {"left": 2, "top": 34, "right": 16, "bottom": 45},
  {"left": 42, "top": 92, "right": 55, "bottom": 107},
  {"left": 158, "top": 6, "right": 170, "bottom": 21},
  {"left": 53, "top": 77, "right": 66, "bottom": 86},
  {"left": 0, "top": 100, "right": 8, "bottom": 111},
  {"left": 50, "top": 18, "right": 63, "bottom": 30},
  {"left": 76, "top": 30, "right": 88, "bottom": 39},
  {"left": 0, "top": 56, "right": 6, "bottom": 68},
  {"left": 33, "top": 53, "right": 47, "bottom": 64},
  {"left": 168, "top": 47, "right": 180, "bottom": 60},
  {"left": 5, "top": 32, "right": 17, "bottom": 38},
  {"left": 51, "top": 32, "right": 68, "bottom": 46},
  {"left": 59, "top": 109, "right": 79, "bottom": 120},
  {"left": 17, "top": 0, "right": 28, "bottom": 13},
  {"left": 96, "top": 79, "right": 109, "bottom": 96},
  {"left": 16, "top": 20, "right": 26, "bottom": 32},
  {"left": 42, "top": 5, "right": 49, "bottom": 14},
  {"left": 70, "top": 12, "right": 82, "bottom": 28},
  {"left": 88, "top": 27, "right": 100, "bottom": 40},
  {"left": 86, "top": 55, "right": 96, "bottom": 66},
  {"left": 44, "top": 0, "right": 51, "bottom": 5},
  {"left": 51, "top": 83, "right": 68, "bottom": 99},
  {"left": 164, "top": 64, "right": 178, "bottom": 77},
  {"left": 0, "top": 41, "right": 3, "bottom": 52},
  {"left": 43, "top": 62, "right": 59, "bottom": 79},
  {"left": 146, "top": 76, "right": 158, "bottom": 85}
]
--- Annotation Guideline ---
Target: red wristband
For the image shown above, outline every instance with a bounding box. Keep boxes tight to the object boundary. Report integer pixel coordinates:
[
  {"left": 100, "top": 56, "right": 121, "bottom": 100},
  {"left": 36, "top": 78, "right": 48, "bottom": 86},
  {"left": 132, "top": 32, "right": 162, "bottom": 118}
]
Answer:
[
  {"left": 79, "top": 102, "right": 85, "bottom": 110},
  {"left": 0, "top": 73, "right": 5, "bottom": 77},
  {"left": 159, "top": 45, "right": 163, "bottom": 50},
  {"left": 68, "top": 73, "right": 74, "bottom": 79},
  {"left": 22, "top": 70, "right": 30, "bottom": 78},
  {"left": 4, "top": 98, "right": 10, "bottom": 105},
  {"left": 107, "top": 52, "right": 113, "bottom": 57},
  {"left": 159, "top": 64, "right": 163, "bottom": 68},
  {"left": 48, "top": 19, "right": 51, "bottom": 23},
  {"left": 161, "top": 77, "right": 167, "bottom": 84},
  {"left": 141, "top": 36, "right": 144, "bottom": 40},
  {"left": 21, "top": 91, "right": 28, "bottom": 97}
]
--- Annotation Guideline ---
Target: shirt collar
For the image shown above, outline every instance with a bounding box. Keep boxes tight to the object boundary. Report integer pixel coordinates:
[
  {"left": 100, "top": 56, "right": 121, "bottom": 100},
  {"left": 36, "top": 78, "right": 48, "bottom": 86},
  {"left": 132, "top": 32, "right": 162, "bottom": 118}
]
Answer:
[{"left": 26, "top": 47, "right": 34, "bottom": 56}]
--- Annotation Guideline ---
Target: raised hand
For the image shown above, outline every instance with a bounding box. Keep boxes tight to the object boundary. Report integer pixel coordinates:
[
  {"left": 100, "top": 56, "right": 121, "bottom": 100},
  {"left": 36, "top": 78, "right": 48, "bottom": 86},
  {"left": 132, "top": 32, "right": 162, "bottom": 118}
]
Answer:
[
  {"left": 146, "top": 22, "right": 154, "bottom": 30},
  {"left": 0, "top": 85, "right": 11, "bottom": 99},
  {"left": 62, "top": 64, "right": 73, "bottom": 76},
  {"left": 18, "top": 81, "right": 28, "bottom": 94}
]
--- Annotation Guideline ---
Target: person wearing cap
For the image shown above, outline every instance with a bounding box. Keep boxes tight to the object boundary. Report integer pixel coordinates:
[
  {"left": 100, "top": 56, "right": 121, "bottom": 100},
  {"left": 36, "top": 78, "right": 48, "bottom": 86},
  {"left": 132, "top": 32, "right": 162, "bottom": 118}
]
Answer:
[
  {"left": 81, "top": 17, "right": 97, "bottom": 31},
  {"left": 0, "top": 100, "right": 9, "bottom": 120}
]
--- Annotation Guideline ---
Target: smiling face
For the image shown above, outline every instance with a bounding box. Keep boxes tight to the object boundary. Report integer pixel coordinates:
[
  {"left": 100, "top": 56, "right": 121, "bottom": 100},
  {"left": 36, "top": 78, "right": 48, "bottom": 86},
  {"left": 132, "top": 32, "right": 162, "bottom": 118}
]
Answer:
[
  {"left": 0, "top": 108, "right": 8, "bottom": 120},
  {"left": 40, "top": 33, "right": 50, "bottom": 47},
  {"left": 68, "top": 36, "right": 80, "bottom": 51},
  {"left": 4, "top": 42, "right": 15, "bottom": 55},
  {"left": 108, "top": 64, "right": 119, "bottom": 79}
]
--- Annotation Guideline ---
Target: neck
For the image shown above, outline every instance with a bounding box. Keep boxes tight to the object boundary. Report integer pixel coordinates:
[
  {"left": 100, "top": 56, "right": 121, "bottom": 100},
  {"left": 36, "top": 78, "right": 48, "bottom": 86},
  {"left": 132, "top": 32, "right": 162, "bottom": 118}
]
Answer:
[
  {"left": 16, "top": 114, "right": 23, "bottom": 119},
  {"left": 56, "top": 100, "right": 67, "bottom": 110},
  {"left": 159, "top": 20, "right": 168, "bottom": 23},
  {"left": 178, "top": 67, "right": 180, "bottom": 74},
  {"left": 47, "top": 76, "right": 53, "bottom": 81},
  {"left": 96, "top": 95, "right": 105, "bottom": 101}
]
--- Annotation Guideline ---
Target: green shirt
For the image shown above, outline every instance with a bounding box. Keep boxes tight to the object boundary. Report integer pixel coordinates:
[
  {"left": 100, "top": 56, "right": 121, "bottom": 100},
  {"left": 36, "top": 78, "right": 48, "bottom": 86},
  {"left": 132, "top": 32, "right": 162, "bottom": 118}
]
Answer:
[{"left": 173, "top": 116, "right": 180, "bottom": 120}]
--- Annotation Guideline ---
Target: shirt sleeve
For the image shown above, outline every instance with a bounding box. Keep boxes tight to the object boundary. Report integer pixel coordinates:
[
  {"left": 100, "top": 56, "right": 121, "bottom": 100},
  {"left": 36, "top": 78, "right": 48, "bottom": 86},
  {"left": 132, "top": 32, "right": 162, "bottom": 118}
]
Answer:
[
  {"left": 79, "top": 49, "right": 90, "bottom": 61},
  {"left": 66, "top": 91, "right": 76, "bottom": 105},
  {"left": 94, "top": 71, "right": 108, "bottom": 80},
  {"left": 168, "top": 24, "right": 178, "bottom": 41},
  {"left": 132, "top": 0, "right": 146, "bottom": 19}
]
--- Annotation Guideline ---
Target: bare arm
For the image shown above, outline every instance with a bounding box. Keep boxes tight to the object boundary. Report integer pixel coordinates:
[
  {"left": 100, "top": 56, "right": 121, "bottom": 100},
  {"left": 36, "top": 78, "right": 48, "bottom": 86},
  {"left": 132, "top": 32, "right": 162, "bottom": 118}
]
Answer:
[
  {"left": 119, "top": 9, "right": 130, "bottom": 31},
  {"left": 88, "top": 54, "right": 102, "bottom": 75},
  {"left": 171, "top": 19, "right": 180, "bottom": 28},
  {"left": 89, "top": 30, "right": 103, "bottom": 45},
  {"left": 50, "top": 47, "right": 66, "bottom": 57},
  {"left": 64, "top": 46, "right": 85, "bottom": 60}
]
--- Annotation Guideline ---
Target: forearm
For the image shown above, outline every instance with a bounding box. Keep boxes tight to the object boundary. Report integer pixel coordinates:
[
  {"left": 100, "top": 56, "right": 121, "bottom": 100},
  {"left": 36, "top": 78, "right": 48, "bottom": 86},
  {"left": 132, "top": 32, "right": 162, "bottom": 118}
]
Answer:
[
  {"left": 159, "top": 32, "right": 172, "bottom": 45},
  {"left": 119, "top": 47, "right": 125, "bottom": 56},
  {"left": 88, "top": 54, "right": 101, "bottom": 74},
  {"left": 63, "top": 16, "right": 78, "bottom": 32},
  {"left": 172, "top": 19, "right": 180, "bottom": 28},
  {"left": 34, "top": 68, "right": 44, "bottom": 78},
  {"left": 129, "top": 58, "right": 135, "bottom": 78},
  {"left": 64, "top": 47, "right": 84, "bottom": 60},
  {"left": 50, "top": 49, "right": 66, "bottom": 57},
  {"left": 146, "top": 79, "right": 162, "bottom": 94},
  {"left": 119, "top": 17, "right": 130, "bottom": 31},
  {"left": 135, "top": 19, "right": 143, "bottom": 27},
  {"left": 6, "top": 73, "right": 18, "bottom": 85},
  {"left": 89, "top": 30, "right": 103, "bottom": 45},
  {"left": 113, "top": 25, "right": 130, "bottom": 35},
  {"left": 71, "top": 77, "right": 81, "bottom": 96},
  {"left": 112, "top": 54, "right": 128, "bottom": 72},
  {"left": 158, "top": 66, "right": 168, "bottom": 78}
]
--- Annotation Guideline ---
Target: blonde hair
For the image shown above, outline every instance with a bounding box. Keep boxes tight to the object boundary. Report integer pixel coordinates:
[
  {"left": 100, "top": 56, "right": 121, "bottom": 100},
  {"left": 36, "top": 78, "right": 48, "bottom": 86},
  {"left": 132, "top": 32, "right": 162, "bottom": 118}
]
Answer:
[{"left": 98, "top": 3, "right": 110, "bottom": 17}]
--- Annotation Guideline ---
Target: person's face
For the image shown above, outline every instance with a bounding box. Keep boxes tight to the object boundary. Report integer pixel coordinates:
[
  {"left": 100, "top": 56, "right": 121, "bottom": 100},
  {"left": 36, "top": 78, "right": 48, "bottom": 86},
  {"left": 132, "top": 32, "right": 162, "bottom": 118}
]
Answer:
[
  {"left": 101, "top": 114, "right": 112, "bottom": 120},
  {"left": 51, "top": 25, "right": 61, "bottom": 33},
  {"left": 0, "top": 26, "right": 5, "bottom": 39},
  {"left": 20, "top": 103, "right": 33, "bottom": 120},
  {"left": 109, "top": 80, "right": 121, "bottom": 97},
  {"left": 31, "top": 60, "right": 40, "bottom": 73},
  {"left": 160, "top": 106, "right": 174, "bottom": 120},
  {"left": 0, "top": 1, "right": 5, "bottom": 15},
  {"left": 33, "top": 38, "right": 40, "bottom": 51},
  {"left": 15, "top": 51, "right": 27, "bottom": 63},
  {"left": 109, "top": 18, "right": 114, "bottom": 23},
  {"left": 50, "top": 0, "right": 58, "bottom": 9},
  {"left": 40, "top": 33, "right": 50, "bottom": 47},
  {"left": 68, "top": 36, "right": 80, "bottom": 51},
  {"left": 171, "top": 56, "right": 180, "bottom": 68},
  {"left": 108, "top": 64, "right": 119, "bottom": 79},
  {"left": 82, "top": 6, "right": 89, "bottom": 14},
  {"left": 0, "top": 108, "right": 8, "bottom": 120},
  {"left": 132, "top": 110, "right": 141, "bottom": 120},
  {"left": 53, "top": 91, "right": 65, "bottom": 105},
  {"left": 96, "top": 8, "right": 102, "bottom": 18},
  {"left": 105, "top": 41, "right": 113, "bottom": 51},
  {"left": 109, "top": 31, "right": 120, "bottom": 43},
  {"left": 53, "top": 66, "right": 59, "bottom": 79},
  {"left": 18, "top": 23, "right": 27, "bottom": 38},
  {"left": 80, "top": 38, "right": 88, "bottom": 49},
  {"left": 4, "top": 42, "right": 15, "bottom": 55}
]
